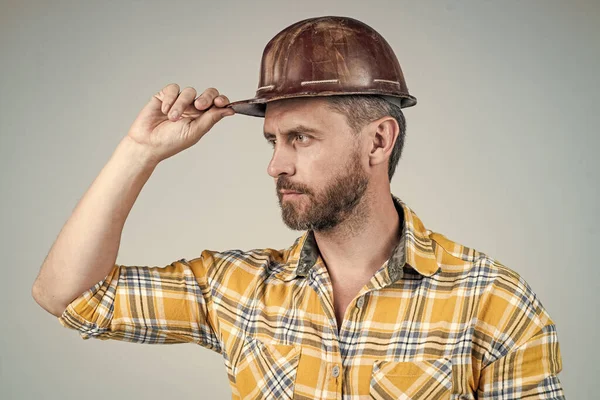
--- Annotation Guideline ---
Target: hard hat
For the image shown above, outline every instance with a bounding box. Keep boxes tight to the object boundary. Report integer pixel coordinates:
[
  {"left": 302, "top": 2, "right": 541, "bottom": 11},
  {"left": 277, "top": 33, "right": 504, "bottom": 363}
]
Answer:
[{"left": 228, "top": 16, "right": 417, "bottom": 117}]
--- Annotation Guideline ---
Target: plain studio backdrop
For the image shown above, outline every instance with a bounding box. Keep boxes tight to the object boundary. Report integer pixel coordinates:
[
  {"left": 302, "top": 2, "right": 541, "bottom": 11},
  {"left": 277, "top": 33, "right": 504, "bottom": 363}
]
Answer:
[{"left": 1, "top": 0, "right": 598, "bottom": 398}]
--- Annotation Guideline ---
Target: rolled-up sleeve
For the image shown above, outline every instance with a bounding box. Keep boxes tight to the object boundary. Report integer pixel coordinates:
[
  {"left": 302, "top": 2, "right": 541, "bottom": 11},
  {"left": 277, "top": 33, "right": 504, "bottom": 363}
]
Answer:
[
  {"left": 476, "top": 266, "right": 565, "bottom": 399},
  {"left": 58, "top": 251, "right": 222, "bottom": 353},
  {"left": 478, "top": 323, "right": 564, "bottom": 399}
]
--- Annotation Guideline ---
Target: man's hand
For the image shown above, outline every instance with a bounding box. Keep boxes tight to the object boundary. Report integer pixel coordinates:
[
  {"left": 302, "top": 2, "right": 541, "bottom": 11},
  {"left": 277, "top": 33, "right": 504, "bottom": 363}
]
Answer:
[{"left": 127, "top": 83, "right": 235, "bottom": 164}]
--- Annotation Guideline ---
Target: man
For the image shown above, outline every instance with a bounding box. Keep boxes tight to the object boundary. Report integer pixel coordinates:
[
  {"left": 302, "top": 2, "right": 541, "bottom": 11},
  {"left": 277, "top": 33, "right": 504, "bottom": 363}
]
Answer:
[{"left": 32, "top": 16, "right": 564, "bottom": 399}]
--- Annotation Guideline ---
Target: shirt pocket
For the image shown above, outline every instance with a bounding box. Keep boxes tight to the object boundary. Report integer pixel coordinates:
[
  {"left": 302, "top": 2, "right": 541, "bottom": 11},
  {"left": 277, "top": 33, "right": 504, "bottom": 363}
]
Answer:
[
  {"left": 234, "top": 337, "right": 301, "bottom": 400},
  {"left": 369, "top": 358, "right": 453, "bottom": 400}
]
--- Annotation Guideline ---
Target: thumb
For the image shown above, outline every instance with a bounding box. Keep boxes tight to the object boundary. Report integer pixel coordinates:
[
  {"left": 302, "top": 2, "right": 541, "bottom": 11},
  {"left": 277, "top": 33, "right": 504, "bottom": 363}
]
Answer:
[
  {"left": 137, "top": 94, "right": 164, "bottom": 120},
  {"left": 188, "top": 106, "right": 235, "bottom": 136}
]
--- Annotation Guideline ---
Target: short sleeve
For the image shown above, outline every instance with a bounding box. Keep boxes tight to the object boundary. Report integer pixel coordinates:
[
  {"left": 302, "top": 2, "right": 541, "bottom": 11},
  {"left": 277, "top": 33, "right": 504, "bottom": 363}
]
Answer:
[
  {"left": 58, "top": 251, "right": 222, "bottom": 353},
  {"left": 475, "top": 266, "right": 565, "bottom": 399}
]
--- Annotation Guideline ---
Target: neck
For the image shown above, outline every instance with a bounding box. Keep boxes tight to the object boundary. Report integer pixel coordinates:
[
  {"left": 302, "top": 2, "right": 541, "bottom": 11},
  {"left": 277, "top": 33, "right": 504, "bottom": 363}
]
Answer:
[{"left": 313, "top": 189, "right": 401, "bottom": 283}]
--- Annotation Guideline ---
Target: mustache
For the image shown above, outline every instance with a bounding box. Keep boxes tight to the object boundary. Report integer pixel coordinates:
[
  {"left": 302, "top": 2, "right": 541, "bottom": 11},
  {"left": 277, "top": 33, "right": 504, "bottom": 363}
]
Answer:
[{"left": 277, "top": 179, "right": 306, "bottom": 194}]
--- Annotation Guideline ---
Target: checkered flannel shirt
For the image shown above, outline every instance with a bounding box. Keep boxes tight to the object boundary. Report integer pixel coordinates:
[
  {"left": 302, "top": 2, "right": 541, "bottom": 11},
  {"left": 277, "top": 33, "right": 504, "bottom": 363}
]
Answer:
[{"left": 58, "top": 194, "right": 564, "bottom": 399}]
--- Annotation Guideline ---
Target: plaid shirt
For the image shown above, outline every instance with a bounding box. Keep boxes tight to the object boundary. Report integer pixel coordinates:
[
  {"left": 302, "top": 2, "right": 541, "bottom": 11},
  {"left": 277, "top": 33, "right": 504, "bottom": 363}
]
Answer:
[{"left": 58, "top": 194, "right": 564, "bottom": 399}]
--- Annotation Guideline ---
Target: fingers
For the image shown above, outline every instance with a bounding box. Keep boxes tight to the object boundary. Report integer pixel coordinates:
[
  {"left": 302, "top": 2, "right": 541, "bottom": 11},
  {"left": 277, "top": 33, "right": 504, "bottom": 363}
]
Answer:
[
  {"left": 166, "top": 87, "right": 197, "bottom": 121},
  {"left": 214, "top": 94, "right": 231, "bottom": 108},
  {"left": 188, "top": 100, "right": 235, "bottom": 136},
  {"left": 194, "top": 87, "right": 223, "bottom": 111},
  {"left": 158, "top": 83, "right": 181, "bottom": 115},
  {"left": 155, "top": 84, "right": 235, "bottom": 124}
]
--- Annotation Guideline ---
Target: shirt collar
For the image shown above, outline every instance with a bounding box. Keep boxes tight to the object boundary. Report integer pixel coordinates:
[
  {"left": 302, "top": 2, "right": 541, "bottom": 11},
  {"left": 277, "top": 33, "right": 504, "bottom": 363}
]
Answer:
[{"left": 274, "top": 193, "right": 440, "bottom": 282}]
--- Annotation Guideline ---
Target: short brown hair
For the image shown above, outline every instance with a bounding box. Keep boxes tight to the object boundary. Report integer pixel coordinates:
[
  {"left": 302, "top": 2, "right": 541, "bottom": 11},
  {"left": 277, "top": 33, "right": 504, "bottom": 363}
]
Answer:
[{"left": 325, "top": 95, "right": 407, "bottom": 182}]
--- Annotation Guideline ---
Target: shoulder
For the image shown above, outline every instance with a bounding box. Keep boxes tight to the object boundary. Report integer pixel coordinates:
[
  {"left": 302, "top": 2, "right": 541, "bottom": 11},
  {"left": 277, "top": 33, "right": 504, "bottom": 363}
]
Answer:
[
  {"left": 430, "top": 231, "right": 546, "bottom": 308},
  {"left": 429, "top": 231, "right": 556, "bottom": 354},
  {"left": 185, "top": 243, "right": 294, "bottom": 283}
]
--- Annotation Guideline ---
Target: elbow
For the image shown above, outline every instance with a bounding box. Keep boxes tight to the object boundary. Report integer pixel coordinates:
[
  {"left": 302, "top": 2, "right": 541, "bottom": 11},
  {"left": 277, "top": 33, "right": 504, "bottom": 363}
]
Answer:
[{"left": 32, "top": 281, "right": 67, "bottom": 318}]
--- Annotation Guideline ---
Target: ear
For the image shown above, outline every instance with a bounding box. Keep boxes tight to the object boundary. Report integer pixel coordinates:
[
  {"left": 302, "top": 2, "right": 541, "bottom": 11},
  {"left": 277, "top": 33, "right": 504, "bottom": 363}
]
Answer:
[{"left": 367, "top": 116, "right": 399, "bottom": 168}]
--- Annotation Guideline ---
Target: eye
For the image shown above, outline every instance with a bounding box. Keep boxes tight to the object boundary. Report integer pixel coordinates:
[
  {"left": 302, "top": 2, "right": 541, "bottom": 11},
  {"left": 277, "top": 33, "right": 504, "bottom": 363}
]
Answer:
[
  {"left": 267, "top": 134, "right": 310, "bottom": 148},
  {"left": 295, "top": 134, "right": 310, "bottom": 144}
]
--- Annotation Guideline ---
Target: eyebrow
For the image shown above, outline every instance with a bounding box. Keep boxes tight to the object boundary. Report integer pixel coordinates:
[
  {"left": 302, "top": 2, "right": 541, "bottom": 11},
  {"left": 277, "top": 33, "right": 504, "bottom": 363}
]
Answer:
[{"left": 263, "top": 125, "right": 321, "bottom": 140}]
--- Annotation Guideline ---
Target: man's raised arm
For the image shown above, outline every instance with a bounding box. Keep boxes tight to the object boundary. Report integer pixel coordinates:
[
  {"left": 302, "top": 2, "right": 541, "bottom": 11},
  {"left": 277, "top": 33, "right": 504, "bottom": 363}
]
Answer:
[{"left": 32, "top": 84, "right": 235, "bottom": 317}]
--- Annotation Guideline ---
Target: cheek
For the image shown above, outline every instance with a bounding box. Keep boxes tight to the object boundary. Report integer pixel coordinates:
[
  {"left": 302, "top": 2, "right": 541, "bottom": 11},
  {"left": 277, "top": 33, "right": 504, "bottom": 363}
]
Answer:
[
  {"left": 310, "top": 156, "right": 346, "bottom": 185},
  {"left": 304, "top": 147, "right": 332, "bottom": 173},
  {"left": 300, "top": 142, "right": 352, "bottom": 182}
]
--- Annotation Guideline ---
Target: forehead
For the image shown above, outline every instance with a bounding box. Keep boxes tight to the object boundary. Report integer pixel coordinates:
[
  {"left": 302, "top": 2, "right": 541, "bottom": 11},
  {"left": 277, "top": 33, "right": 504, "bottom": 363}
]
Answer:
[{"left": 263, "top": 97, "right": 349, "bottom": 136}]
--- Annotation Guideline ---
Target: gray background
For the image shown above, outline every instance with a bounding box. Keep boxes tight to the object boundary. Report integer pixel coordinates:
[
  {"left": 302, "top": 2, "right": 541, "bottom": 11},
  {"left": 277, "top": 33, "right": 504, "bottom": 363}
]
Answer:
[{"left": 1, "top": 0, "right": 598, "bottom": 398}]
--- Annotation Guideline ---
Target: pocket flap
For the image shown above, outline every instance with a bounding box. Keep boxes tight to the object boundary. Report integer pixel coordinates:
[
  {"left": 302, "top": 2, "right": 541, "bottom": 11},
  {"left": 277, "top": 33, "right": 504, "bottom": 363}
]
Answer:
[{"left": 370, "top": 358, "right": 452, "bottom": 399}]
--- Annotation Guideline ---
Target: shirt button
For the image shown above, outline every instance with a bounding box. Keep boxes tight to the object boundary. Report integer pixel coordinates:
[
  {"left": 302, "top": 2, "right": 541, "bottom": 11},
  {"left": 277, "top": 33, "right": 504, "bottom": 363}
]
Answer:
[
  {"left": 356, "top": 296, "right": 365, "bottom": 308},
  {"left": 332, "top": 365, "right": 340, "bottom": 377}
]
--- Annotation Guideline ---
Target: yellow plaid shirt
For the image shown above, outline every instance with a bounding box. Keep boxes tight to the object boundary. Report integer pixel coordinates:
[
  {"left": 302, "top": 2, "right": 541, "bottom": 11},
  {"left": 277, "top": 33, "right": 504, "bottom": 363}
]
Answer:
[{"left": 58, "top": 194, "right": 564, "bottom": 399}]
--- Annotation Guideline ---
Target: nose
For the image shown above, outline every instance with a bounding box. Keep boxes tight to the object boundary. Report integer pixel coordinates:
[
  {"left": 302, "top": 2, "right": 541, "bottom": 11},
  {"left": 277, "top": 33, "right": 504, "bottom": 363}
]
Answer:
[{"left": 267, "top": 145, "right": 296, "bottom": 178}]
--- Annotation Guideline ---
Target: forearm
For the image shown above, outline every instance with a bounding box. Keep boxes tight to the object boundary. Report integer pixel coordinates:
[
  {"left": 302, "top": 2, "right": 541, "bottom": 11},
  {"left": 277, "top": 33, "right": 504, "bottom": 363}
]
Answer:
[{"left": 32, "top": 136, "right": 159, "bottom": 316}]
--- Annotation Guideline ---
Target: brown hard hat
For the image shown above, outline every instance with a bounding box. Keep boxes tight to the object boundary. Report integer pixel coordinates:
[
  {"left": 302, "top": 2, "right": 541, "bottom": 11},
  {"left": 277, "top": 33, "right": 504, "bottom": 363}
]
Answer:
[{"left": 228, "top": 16, "right": 417, "bottom": 117}]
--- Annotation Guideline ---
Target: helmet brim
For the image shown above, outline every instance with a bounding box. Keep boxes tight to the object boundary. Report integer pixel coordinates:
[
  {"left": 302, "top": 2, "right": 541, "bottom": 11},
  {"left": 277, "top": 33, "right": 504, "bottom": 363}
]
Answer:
[
  {"left": 227, "top": 98, "right": 267, "bottom": 118},
  {"left": 226, "top": 92, "right": 417, "bottom": 118}
]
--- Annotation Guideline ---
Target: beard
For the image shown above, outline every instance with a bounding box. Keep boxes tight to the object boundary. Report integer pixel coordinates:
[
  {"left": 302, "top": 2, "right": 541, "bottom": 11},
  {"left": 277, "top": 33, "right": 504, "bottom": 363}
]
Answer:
[{"left": 276, "top": 146, "right": 369, "bottom": 232}]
